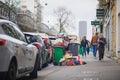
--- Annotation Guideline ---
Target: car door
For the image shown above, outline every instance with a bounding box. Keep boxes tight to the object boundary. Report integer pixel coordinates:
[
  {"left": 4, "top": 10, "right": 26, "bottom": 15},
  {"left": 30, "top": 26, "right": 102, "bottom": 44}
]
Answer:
[
  {"left": 36, "top": 36, "right": 45, "bottom": 64},
  {"left": 12, "top": 23, "right": 36, "bottom": 71},
  {"left": 0, "top": 23, "right": 26, "bottom": 74}
]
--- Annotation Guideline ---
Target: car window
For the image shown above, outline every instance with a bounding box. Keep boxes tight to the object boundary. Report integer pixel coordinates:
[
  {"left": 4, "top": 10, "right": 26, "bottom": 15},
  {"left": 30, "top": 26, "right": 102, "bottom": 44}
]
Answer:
[
  {"left": 37, "top": 36, "right": 44, "bottom": 44},
  {"left": 16, "top": 31, "right": 26, "bottom": 42},
  {"left": 25, "top": 34, "right": 37, "bottom": 43},
  {"left": 49, "top": 38, "right": 56, "bottom": 40},
  {"left": 1, "top": 23, "right": 18, "bottom": 38},
  {"left": 10, "top": 23, "right": 26, "bottom": 42},
  {"left": 0, "top": 24, "right": 4, "bottom": 34},
  {"left": 25, "top": 35, "right": 32, "bottom": 43}
]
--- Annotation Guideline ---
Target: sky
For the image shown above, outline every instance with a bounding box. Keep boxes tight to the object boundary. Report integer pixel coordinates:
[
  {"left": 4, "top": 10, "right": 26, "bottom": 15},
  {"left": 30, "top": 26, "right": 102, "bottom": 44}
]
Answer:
[{"left": 40, "top": 0, "right": 98, "bottom": 40}]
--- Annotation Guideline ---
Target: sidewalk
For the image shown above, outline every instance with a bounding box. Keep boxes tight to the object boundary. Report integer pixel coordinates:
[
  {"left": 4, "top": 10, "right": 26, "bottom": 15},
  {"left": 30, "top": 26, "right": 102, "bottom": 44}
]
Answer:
[
  {"left": 80, "top": 52, "right": 117, "bottom": 64},
  {"left": 110, "top": 55, "right": 120, "bottom": 64},
  {"left": 35, "top": 52, "right": 120, "bottom": 80}
]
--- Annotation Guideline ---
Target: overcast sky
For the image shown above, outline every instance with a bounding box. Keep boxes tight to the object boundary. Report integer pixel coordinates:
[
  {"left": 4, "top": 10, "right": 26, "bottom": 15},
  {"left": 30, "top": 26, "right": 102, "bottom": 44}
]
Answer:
[{"left": 40, "top": 0, "right": 98, "bottom": 39}]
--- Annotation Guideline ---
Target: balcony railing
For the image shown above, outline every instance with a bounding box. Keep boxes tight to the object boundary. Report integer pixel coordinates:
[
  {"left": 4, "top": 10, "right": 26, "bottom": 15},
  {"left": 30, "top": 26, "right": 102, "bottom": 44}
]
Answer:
[{"left": 0, "top": 1, "right": 16, "bottom": 22}]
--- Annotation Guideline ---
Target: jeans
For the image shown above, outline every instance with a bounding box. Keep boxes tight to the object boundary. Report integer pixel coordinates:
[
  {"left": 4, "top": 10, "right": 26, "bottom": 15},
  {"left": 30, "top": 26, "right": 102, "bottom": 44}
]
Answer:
[
  {"left": 92, "top": 44, "right": 97, "bottom": 57},
  {"left": 82, "top": 47, "right": 86, "bottom": 56}
]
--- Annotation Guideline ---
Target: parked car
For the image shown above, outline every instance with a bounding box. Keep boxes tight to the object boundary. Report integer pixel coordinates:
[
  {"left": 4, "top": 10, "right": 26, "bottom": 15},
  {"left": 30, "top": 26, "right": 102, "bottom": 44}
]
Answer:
[
  {"left": 39, "top": 33, "right": 54, "bottom": 63},
  {"left": 38, "top": 33, "right": 49, "bottom": 39},
  {"left": 48, "top": 36, "right": 57, "bottom": 44},
  {"left": 23, "top": 32, "right": 49, "bottom": 69},
  {"left": 0, "top": 19, "right": 39, "bottom": 80}
]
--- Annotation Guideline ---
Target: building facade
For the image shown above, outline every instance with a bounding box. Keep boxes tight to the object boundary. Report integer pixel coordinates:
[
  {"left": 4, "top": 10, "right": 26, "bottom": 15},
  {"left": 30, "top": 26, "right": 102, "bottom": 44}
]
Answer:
[
  {"left": 97, "top": 0, "right": 117, "bottom": 58},
  {"left": 111, "top": 0, "right": 116, "bottom": 57},
  {"left": 17, "top": 0, "right": 42, "bottom": 32},
  {"left": 0, "top": 0, "right": 18, "bottom": 22},
  {"left": 92, "top": 25, "right": 97, "bottom": 37},
  {"left": 116, "top": 0, "right": 120, "bottom": 57}
]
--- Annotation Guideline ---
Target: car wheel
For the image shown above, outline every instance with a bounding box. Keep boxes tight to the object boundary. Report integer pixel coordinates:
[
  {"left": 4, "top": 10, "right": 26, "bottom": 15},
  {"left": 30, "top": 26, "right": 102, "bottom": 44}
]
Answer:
[
  {"left": 6, "top": 61, "right": 17, "bottom": 80},
  {"left": 30, "top": 55, "right": 38, "bottom": 79}
]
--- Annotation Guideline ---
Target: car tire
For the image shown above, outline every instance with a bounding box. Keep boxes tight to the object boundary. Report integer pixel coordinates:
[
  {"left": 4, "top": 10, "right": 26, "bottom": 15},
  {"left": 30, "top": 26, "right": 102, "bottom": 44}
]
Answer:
[
  {"left": 6, "top": 61, "right": 17, "bottom": 80},
  {"left": 30, "top": 55, "right": 38, "bottom": 79}
]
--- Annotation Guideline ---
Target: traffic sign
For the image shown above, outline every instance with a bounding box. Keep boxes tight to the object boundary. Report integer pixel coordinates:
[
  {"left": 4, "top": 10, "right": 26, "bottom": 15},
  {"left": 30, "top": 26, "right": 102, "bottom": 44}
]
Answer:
[{"left": 91, "top": 21, "right": 100, "bottom": 25}]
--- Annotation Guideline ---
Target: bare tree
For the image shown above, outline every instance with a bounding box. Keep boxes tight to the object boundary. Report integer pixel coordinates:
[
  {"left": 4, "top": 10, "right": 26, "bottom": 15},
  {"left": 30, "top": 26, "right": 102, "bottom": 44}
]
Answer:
[{"left": 54, "top": 7, "right": 74, "bottom": 33}]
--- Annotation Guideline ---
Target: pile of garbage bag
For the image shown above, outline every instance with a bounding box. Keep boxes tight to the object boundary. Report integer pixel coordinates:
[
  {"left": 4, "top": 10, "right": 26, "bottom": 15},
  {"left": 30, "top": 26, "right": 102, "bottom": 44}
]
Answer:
[{"left": 59, "top": 51, "right": 86, "bottom": 66}]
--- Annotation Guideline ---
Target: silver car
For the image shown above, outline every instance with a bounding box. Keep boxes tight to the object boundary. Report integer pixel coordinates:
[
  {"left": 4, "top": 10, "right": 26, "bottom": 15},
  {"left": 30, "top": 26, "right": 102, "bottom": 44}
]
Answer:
[{"left": 0, "top": 19, "right": 39, "bottom": 80}]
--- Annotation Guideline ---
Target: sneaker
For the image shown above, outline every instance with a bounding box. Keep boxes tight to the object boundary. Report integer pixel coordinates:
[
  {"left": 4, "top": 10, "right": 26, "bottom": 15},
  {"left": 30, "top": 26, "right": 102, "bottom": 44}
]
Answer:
[{"left": 99, "top": 58, "right": 102, "bottom": 61}]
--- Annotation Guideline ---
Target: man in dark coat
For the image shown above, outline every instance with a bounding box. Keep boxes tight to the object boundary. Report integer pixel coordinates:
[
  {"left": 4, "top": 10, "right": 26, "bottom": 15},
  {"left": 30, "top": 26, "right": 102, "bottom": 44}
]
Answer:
[
  {"left": 98, "top": 34, "right": 106, "bottom": 60},
  {"left": 81, "top": 36, "right": 89, "bottom": 57}
]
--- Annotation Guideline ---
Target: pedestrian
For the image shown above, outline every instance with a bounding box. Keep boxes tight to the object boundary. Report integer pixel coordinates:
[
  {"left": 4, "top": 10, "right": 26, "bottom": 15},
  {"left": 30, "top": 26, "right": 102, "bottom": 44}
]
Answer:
[
  {"left": 98, "top": 34, "right": 106, "bottom": 61},
  {"left": 81, "top": 36, "right": 89, "bottom": 57},
  {"left": 86, "top": 40, "right": 90, "bottom": 55},
  {"left": 91, "top": 32, "right": 99, "bottom": 58}
]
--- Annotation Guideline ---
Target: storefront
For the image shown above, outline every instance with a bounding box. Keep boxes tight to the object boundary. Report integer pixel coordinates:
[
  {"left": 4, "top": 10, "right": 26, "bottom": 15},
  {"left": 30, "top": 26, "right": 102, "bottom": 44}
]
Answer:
[
  {"left": 104, "top": 10, "right": 111, "bottom": 57},
  {"left": 116, "top": 0, "right": 120, "bottom": 57}
]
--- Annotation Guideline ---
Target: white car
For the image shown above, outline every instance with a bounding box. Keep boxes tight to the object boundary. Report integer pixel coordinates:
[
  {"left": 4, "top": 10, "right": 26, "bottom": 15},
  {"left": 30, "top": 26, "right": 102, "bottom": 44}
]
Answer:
[
  {"left": 23, "top": 32, "right": 49, "bottom": 70},
  {"left": 38, "top": 33, "right": 49, "bottom": 39},
  {"left": 48, "top": 36, "right": 56, "bottom": 44},
  {"left": 0, "top": 19, "right": 39, "bottom": 80}
]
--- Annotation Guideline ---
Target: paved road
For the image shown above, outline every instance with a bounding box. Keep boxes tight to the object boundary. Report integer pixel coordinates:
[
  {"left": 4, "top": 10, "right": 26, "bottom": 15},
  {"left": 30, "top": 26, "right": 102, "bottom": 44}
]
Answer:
[
  {"left": 34, "top": 53, "right": 120, "bottom": 80},
  {"left": 18, "top": 53, "right": 120, "bottom": 80}
]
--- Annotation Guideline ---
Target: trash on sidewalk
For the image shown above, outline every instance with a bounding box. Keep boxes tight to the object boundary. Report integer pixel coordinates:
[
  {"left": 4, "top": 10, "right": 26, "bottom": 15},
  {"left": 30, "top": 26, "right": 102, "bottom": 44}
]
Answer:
[
  {"left": 59, "top": 51, "right": 86, "bottom": 66},
  {"left": 52, "top": 35, "right": 86, "bottom": 66}
]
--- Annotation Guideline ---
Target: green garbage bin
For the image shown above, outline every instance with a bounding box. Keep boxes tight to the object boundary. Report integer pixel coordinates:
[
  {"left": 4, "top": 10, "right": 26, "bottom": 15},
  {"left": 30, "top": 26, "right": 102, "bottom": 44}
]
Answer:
[
  {"left": 78, "top": 44, "right": 82, "bottom": 55},
  {"left": 53, "top": 46, "right": 65, "bottom": 65}
]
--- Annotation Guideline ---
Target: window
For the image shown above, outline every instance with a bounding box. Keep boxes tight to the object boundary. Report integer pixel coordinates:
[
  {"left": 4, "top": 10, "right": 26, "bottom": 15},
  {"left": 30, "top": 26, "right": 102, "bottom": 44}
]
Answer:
[
  {"left": 1, "top": 23, "right": 17, "bottom": 38},
  {"left": 37, "top": 35, "right": 44, "bottom": 45},
  {"left": 0, "top": 24, "right": 4, "bottom": 34},
  {"left": 25, "top": 35, "right": 32, "bottom": 43},
  {"left": 25, "top": 34, "right": 37, "bottom": 43},
  {"left": 11, "top": 23, "right": 26, "bottom": 42},
  {"left": 37, "top": 36, "right": 42, "bottom": 43},
  {"left": 16, "top": 31, "right": 26, "bottom": 42}
]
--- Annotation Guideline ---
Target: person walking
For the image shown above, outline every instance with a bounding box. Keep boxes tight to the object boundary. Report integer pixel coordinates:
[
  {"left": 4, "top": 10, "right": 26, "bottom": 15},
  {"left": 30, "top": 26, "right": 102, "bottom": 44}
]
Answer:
[
  {"left": 98, "top": 34, "right": 106, "bottom": 61},
  {"left": 81, "top": 36, "right": 89, "bottom": 57},
  {"left": 91, "top": 32, "right": 99, "bottom": 58},
  {"left": 86, "top": 40, "right": 90, "bottom": 55}
]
